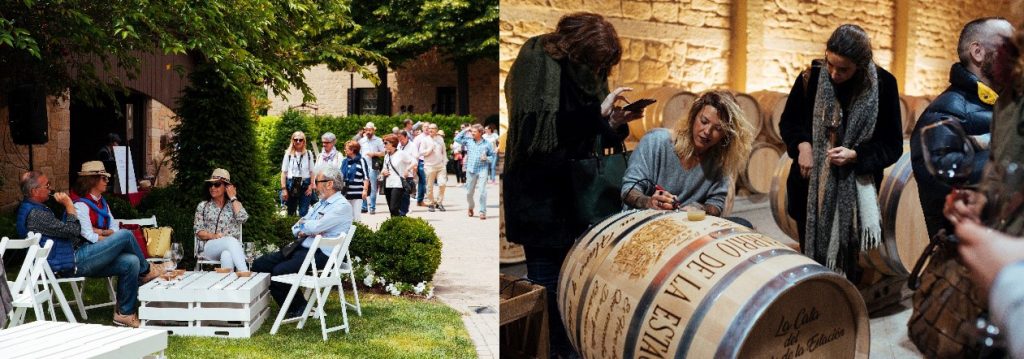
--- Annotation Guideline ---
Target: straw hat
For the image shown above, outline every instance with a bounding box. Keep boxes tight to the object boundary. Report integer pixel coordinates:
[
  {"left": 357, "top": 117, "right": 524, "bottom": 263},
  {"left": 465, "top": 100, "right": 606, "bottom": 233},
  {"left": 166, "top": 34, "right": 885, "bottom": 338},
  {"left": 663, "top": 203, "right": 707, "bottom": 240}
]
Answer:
[
  {"left": 77, "top": 161, "right": 111, "bottom": 178},
  {"left": 205, "top": 168, "right": 231, "bottom": 184}
]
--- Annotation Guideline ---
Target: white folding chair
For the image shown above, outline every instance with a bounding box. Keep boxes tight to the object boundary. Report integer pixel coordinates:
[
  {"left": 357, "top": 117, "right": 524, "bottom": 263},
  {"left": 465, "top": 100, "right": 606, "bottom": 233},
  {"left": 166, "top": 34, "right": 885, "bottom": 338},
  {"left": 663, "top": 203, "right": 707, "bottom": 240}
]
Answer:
[
  {"left": 195, "top": 224, "right": 243, "bottom": 271},
  {"left": 2, "top": 233, "right": 79, "bottom": 323},
  {"left": 337, "top": 251, "right": 361, "bottom": 316},
  {"left": 269, "top": 232, "right": 353, "bottom": 340},
  {"left": 2, "top": 235, "right": 69, "bottom": 327}
]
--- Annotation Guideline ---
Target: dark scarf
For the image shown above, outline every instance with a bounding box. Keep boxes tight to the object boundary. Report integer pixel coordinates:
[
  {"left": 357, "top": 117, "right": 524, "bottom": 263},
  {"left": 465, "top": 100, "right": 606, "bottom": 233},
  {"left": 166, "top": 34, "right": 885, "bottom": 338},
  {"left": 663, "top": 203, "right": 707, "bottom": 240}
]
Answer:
[
  {"left": 504, "top": 35, "right": 609, "bottom": 171},
  {"left": 805, "top": 61, "right": 883, "bottom": 273}
]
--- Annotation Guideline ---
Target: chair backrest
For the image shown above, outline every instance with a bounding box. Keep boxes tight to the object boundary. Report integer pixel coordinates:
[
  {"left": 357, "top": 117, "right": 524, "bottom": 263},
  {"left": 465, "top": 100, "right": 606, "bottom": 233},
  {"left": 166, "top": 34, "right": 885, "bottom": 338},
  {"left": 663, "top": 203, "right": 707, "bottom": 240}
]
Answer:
[
  {"left": 7, "top": 236, "right": 51, "bottom": 297},
  {"left": 114, "top": 215, "right": 158, "bottom": 227},
  {"left": 299, "top": 229, "right": 353, "bottom": 280},
  {"left": 0, "top": 233, "right": 41, "bottom": 256}
]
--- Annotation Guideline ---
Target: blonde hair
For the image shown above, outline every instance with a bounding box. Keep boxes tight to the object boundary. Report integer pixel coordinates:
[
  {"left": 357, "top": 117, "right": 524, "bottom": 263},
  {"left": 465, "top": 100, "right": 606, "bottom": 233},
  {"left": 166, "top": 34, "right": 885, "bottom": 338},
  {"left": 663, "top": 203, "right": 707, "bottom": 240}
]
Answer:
[
  {"left": 286, "top": 131, "right": 307, "bottom": 155},
  {"left": 672, "top": 90, "right": 753, "bottom": 178}
]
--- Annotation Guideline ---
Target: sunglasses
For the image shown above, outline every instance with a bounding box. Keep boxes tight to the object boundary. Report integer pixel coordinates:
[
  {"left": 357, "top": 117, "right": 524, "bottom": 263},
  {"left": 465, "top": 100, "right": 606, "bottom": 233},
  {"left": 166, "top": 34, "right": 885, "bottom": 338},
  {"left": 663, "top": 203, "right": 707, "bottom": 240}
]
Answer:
[
  {"left": 293, "top": 138, "right": 305, "bottom": 142},
  {"left": 209, "top": 182, "right": 225, "bottom": 188},
  {"left": 315, "top": 179, "right": 332, "bottom": 184}
]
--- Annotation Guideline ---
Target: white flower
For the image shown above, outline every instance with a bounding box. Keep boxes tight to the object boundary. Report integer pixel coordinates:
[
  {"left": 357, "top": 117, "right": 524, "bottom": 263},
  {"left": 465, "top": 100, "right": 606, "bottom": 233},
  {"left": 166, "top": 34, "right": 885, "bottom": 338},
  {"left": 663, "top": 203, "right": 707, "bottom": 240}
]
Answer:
[
  {"left": 426, "top": 287, "right": 435, "bottom": 299},
  {"left": 363, "top": 274, "right": 375, "bottom": 287},
  {"left": 353, "top": 256, "right": 362, "bottom": 263},
  {"left": 377, "top": 276, "right": 387, "bottom": 285},
  {"left": 385, "top": 283, "right": 401, "bottom": 296},
  {"left": 413, "top": 282, "right": 426, "bottom": 294}
]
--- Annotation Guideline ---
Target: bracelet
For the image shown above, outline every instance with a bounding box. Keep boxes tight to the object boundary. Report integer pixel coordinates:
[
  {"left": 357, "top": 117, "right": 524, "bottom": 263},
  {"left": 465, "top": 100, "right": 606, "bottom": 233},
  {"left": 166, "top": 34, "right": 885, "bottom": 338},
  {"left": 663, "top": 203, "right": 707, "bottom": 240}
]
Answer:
[{"left": 229, "top": 197, "right": 238, "bottom": 202}]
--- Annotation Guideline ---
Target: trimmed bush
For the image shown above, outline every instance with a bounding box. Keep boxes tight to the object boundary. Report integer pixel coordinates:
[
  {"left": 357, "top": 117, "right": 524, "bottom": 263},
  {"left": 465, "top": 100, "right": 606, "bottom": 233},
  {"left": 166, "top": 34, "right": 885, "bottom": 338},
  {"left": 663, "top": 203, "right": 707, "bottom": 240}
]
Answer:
[
  {"left": 370, "top": 217, "right": 442, "bottom": 284},
  {"left": 348, "top": 221, "right": 376, "bottom": 261}
]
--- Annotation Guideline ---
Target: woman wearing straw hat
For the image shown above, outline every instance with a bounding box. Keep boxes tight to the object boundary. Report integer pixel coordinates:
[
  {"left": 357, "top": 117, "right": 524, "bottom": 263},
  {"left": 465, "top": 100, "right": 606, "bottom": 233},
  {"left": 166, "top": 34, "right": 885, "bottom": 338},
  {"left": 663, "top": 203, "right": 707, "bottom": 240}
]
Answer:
[
  {"left": 193, "top": 168, "right": 250, "bottom": 271},
  {"left": 70, "top": 161, "right": 167, "bottom": 327}
]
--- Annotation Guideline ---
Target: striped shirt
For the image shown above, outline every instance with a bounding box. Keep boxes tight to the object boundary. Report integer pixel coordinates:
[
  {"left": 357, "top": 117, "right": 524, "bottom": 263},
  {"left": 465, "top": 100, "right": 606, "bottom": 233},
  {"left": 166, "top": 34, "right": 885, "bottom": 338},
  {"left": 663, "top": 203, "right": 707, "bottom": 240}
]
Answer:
[
  {"left": 454, "top": 130, "right": 495, "bottom": 174},
  {"left": 341, "top": 156, "right": 369, "bottom": 200}
]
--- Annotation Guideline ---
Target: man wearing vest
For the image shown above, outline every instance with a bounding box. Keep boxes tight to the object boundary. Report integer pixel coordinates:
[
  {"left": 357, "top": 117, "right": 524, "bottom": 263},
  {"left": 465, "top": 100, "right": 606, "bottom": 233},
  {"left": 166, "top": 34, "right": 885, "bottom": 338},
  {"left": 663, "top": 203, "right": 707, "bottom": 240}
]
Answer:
[{"left": 17, "top": 169, "right": 164, "bottom": 328}]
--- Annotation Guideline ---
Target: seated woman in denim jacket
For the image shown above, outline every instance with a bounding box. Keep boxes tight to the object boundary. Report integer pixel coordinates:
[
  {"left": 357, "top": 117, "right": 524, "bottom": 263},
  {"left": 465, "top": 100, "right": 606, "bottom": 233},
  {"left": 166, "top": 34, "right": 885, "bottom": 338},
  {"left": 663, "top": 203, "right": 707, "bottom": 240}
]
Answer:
[{"left": 194, "top": 168, "right": 249, "bottom": 271}]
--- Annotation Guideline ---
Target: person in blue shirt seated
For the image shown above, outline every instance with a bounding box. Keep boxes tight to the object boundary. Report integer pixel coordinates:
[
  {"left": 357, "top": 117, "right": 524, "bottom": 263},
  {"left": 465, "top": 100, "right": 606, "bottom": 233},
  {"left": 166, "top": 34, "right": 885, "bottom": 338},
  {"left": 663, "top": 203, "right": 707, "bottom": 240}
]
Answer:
[{"left": 252, "top": 164, "right": 353, "bottom": 318}]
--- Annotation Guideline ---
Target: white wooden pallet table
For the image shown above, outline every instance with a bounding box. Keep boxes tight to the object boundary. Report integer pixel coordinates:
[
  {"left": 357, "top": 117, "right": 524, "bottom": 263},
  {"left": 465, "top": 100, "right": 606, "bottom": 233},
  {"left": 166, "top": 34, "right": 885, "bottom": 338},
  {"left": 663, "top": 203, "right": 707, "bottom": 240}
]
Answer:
[
  {"left": 138, "top": 271, "right": 270, "bottom": 338},
  {"left": 0, "top": 320, "right": 167, "bottom": 358}
]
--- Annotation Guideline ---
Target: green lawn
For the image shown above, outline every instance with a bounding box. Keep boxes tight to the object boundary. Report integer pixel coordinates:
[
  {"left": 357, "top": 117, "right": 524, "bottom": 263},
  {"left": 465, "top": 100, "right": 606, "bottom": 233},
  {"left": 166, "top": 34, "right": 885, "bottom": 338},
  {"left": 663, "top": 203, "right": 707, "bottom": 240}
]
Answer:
[{"left": 10, "top": 272, "right": 476, "bottom": 358}]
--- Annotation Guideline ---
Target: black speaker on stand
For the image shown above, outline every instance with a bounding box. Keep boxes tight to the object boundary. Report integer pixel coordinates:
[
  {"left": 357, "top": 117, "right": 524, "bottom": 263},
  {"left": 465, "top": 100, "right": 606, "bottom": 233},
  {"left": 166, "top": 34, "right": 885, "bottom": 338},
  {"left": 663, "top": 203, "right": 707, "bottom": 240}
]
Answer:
[{"left": 7, "top": 85, "right": 49, "bottom": 169}]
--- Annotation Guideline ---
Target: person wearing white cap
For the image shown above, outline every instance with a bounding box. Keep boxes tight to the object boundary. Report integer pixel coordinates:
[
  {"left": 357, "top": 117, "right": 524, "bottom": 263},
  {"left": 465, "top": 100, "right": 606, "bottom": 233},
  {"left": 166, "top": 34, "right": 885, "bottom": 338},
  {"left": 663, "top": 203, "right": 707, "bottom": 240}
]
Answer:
[
  {"left": 194, "top": 168, "right": 249, "bottom": 272},
  {"left": 357, "top": 122, "right": 385, "bottom": 214}
]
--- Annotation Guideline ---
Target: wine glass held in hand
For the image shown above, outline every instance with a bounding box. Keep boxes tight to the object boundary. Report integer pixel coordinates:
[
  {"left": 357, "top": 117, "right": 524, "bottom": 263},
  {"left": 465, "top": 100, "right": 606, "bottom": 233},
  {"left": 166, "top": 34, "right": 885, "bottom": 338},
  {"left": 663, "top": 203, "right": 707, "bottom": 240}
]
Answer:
[{"left": 918, "top": 117, "right": 976, "bottom": 188}]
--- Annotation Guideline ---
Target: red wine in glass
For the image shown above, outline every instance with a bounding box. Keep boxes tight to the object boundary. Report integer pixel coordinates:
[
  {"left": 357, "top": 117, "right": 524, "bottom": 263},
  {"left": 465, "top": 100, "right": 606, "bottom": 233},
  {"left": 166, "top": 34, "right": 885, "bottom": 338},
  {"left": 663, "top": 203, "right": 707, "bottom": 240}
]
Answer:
[{"left": 917, "top": 117, "right": 975, "bottom": 244}]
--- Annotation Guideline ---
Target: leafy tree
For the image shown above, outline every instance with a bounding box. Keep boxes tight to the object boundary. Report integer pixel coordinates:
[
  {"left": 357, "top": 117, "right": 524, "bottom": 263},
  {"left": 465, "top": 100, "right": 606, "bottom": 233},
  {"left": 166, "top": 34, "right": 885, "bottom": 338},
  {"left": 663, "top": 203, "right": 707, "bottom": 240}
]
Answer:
[
  {"left": 417, "top": 0, "right": 499, "bottom": 115},
  {"left": 140, "top": 64, "right": 281, "bottom": 258},
  {"left": 347, "top": 0, "right": 432, "bottom": 115},
  {"left": 0, "top": 0, "right": 385, "bottom": 103}
]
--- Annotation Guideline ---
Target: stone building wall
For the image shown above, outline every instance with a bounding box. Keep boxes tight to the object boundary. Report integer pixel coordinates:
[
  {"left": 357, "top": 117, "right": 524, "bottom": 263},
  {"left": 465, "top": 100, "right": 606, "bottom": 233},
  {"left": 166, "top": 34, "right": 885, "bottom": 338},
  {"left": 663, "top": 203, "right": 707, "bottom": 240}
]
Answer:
[
  {"left": 905, "top": 1, "right": 1018, "bottom": 95},
  {"left": 145, "top": 99, "right": 178, "bottom": 187},
  {"left": 500, "top": 0, "right": 1020, "bottom": 118},
  {"left": 267, "top": 64, "right": 389, "bottom": 116},
  {"left": 0, "top": 96, "right": 72, "bottom": 211},
  {"left": 392, "top": 50, "right": 500, "bottom": 121},
  {"left": 268, "top": 52, "right": 500, "bottom": 122}
]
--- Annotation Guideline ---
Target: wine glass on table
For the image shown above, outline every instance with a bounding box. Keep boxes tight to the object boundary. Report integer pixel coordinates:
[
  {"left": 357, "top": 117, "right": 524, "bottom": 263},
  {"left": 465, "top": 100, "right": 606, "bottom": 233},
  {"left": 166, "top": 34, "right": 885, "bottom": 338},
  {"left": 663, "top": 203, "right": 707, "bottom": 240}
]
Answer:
[
  {"left": 918, "top": 117, "right": 976, "bottom": 244},
  {"left": 169, "top": 243, "right": 183, "bottom": 271}
]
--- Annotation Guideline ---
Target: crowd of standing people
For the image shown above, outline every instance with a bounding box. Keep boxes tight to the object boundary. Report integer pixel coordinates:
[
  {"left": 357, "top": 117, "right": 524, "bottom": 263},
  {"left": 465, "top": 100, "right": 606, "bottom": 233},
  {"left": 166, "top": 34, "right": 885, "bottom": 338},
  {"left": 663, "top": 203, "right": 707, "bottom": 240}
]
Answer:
[{"left": 279, "top": 120, "right": 499, "bottom": 222}]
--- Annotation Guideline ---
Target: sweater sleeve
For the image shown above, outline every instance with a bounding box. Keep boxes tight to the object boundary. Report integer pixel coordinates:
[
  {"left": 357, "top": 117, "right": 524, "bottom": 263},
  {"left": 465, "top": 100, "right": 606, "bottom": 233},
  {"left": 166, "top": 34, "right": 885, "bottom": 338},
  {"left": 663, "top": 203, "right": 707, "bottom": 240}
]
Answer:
[
  {"left": 989, "top": 262, "right": 1024, "bottom": 359},
  {"left": 620, "top": 130, "right": 661, "bottom": 208},
  {"left": 779, "top": 73, "right": 814, "bottom": 159},
  {"left": 25, "top": 208, "right": 81, "bottom": 241},
  {"left": 701, "top": 175, "right": 731, "bottom": 213},
  {"left": 74, "top": 202, "right": 100, "bottom": 243},
  {"left": 853, "top": 73, "right": 904, "bottom": 174}
]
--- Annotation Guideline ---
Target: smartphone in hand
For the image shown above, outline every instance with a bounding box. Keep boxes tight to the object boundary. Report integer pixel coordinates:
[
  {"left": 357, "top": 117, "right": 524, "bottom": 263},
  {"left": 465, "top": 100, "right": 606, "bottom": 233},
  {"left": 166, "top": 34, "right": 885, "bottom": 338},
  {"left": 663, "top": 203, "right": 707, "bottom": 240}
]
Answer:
[{"left": 623, "top": 98, "right": 656, "bottom": 113}]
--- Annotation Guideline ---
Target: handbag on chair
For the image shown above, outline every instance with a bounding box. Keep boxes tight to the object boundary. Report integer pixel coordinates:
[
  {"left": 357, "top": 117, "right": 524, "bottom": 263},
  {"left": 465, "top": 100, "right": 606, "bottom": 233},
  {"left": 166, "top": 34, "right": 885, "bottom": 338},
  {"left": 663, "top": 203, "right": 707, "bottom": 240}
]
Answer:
[{"left": 568, "top": 135, "right": 631, "bottom": 226}]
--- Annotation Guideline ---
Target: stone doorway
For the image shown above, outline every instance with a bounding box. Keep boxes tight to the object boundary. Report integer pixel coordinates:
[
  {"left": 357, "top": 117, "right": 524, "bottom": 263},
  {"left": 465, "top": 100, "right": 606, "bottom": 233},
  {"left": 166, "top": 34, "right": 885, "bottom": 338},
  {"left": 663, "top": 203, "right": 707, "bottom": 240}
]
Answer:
[{"left": 68, "top": 90, "right": 148, "bottom": 191}]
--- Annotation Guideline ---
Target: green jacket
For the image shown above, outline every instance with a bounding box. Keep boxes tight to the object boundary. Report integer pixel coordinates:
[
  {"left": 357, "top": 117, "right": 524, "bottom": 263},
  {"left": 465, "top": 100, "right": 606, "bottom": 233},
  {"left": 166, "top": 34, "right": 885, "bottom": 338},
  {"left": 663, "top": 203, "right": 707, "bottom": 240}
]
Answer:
[{"left": 985, "top": 94, "right": 1024, "bottom": 235}]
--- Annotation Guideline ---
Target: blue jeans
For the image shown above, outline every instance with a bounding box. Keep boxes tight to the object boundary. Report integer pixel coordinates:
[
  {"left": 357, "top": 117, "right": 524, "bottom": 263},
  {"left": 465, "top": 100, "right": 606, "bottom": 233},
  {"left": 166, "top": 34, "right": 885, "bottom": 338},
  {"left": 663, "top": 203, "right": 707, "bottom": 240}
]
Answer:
[
  {"left": 286, "top": 178, "right": 311, "bottom": 217},
  {"left": 416, "top": 160, "right": 426, "bottom": 202},
  {"left": 251, "top": 246, "right": 328, "bottom": 314},
  {"left": 362, "top": 168, "right": 378, "bottom": 212},
  {"left": 488, "top": 156, "right": 497, "bottom": 181},
  {"left": 466, "top": 171, "right": 488, "bottom": 214},
  {"left": 74, "top": 230, "right": 151, "bottom": 315},
  {"left": 523, "top": 245, "right": 574, "bottom": 357}
]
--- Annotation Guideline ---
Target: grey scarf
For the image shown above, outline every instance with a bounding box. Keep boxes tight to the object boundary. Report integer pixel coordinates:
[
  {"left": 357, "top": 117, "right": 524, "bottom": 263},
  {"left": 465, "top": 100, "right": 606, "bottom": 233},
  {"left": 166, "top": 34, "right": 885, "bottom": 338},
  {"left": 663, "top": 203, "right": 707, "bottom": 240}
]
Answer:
[{"left": 805, "top": 62, "right": 883, "bottom": 273}]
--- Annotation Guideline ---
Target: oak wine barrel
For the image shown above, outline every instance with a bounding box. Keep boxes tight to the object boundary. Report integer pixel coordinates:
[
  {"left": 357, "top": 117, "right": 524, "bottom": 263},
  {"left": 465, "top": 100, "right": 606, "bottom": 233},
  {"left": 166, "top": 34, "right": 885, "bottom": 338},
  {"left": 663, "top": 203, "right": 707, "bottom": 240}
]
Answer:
[
  {"left": 769, "top": 154, "right": 800, "bottom": 241},
  {"left": 899, "top": 96, "right": 910, "bottom": 139},
  {"left": 733, "top": 92, "right": 763, "bottom": 139},
  {"left": 559, "top": 211, "right": 869, "bottom": 359},
  {"left": 750, "top": 91, "right": 788, "bottom": 145},
  {"left": 740, "top": 142, "right": 784, "bottom": 194}
]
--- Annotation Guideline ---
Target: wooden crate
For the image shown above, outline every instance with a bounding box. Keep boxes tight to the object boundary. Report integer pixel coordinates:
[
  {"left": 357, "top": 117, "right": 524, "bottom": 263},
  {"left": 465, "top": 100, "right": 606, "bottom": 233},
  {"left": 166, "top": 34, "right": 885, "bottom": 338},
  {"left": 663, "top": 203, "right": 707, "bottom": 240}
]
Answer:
[
  {"left": 139, "top": 271, "right": 270, "bottom": 338},
  {"left": 500, "top": 274, "right": 548, "bottom": 359}
]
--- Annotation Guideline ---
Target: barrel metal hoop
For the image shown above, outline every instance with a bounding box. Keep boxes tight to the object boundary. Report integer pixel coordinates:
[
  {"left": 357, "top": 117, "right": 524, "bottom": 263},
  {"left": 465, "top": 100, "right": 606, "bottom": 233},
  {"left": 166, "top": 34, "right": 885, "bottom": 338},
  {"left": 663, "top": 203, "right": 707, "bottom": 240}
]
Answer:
[
  {"left": 574, "top": 210, "right": 678, "bottom": 350},
  {"left": 618, "top": 227, "right": 757, "bottom": 358},
  {"left": 711, "top": 264, "right": 835, "bottom": 359}
]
